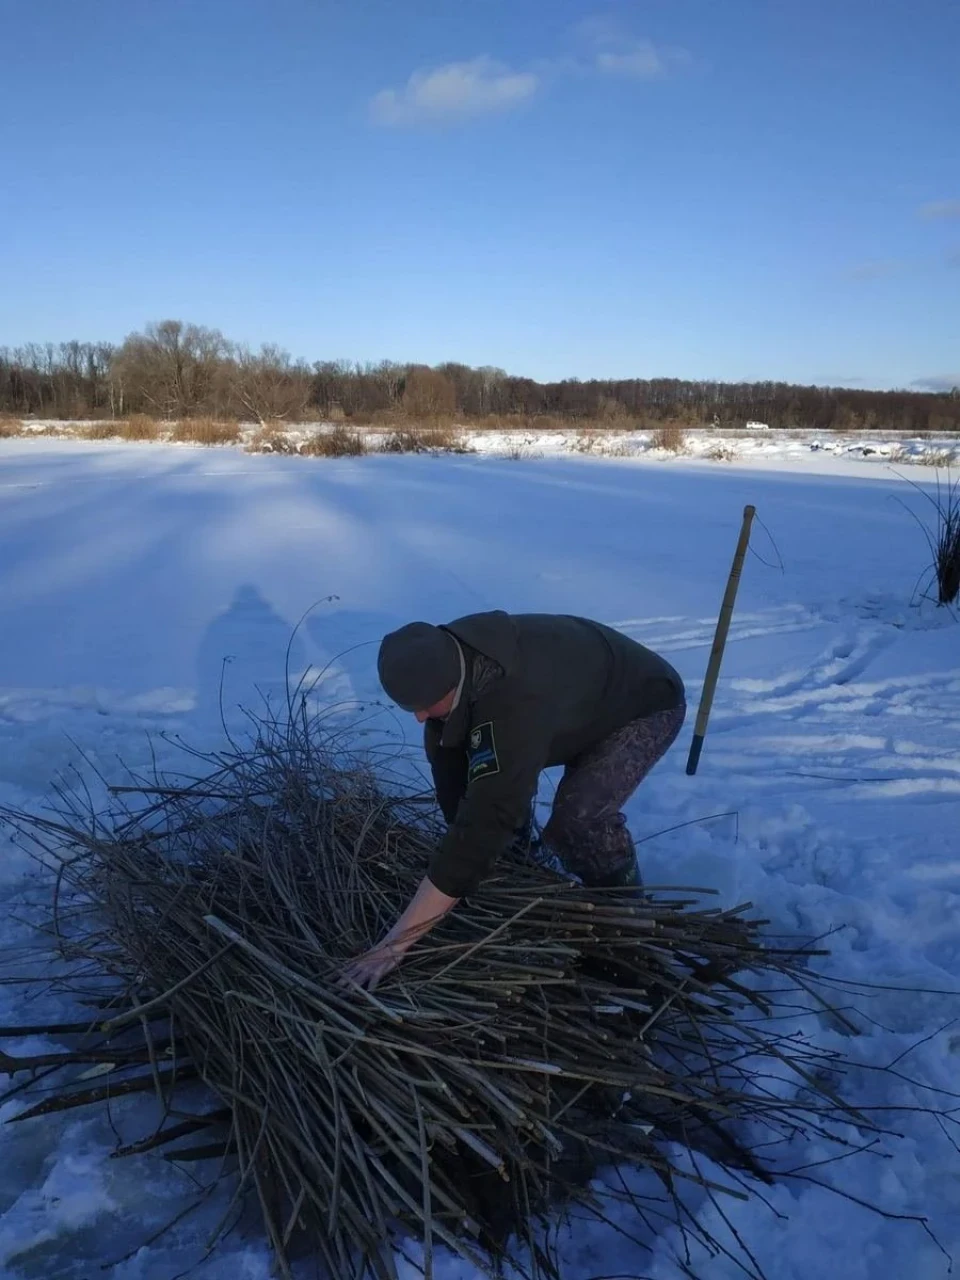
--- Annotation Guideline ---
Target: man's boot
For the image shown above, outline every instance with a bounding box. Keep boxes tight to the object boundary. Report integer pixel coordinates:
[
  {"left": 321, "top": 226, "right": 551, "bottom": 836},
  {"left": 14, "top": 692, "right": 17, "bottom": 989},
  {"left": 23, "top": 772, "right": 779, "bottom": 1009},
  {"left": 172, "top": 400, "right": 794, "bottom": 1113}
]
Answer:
[{"left": 584, "top": 858, "right": 643, "bottom": 893}]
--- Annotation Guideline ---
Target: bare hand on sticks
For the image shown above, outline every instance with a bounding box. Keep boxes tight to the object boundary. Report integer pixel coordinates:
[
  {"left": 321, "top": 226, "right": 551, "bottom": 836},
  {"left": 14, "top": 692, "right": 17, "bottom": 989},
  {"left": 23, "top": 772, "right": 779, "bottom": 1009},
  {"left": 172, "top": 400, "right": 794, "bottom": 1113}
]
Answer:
[{"left": 337, "top": 875, "right": 460, "bottom": 992}]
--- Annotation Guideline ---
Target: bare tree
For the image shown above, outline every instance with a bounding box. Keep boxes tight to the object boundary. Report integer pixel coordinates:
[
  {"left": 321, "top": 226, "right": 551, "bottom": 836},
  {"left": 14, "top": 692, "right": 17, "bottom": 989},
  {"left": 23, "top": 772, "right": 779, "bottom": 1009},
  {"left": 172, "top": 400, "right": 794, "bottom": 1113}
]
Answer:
[
  {"left": 232, "top": 344, "right": 312, "bottom": 424},
  {"left": 114, "top": 320, "right": 229, "bottom": 418},
  {"left": 401, "top": 366, "right": 456, "bottom": 418}
]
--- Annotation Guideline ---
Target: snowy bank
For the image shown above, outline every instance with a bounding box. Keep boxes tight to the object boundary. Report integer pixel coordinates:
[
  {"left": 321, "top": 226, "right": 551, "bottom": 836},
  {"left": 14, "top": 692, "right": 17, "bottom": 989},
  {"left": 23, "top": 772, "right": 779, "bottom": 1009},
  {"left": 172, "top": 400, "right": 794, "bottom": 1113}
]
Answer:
[{"left": 5, "top": 418, "right": 960, "bottom": 474}]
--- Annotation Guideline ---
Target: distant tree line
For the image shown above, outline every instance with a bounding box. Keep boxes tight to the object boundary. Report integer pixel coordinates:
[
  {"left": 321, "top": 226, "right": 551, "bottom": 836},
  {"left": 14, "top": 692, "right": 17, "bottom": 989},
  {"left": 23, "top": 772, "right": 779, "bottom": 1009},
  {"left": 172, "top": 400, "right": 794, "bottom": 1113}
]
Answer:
[{"left": 1, "top": 319, "right": 958, "bottom": 432}]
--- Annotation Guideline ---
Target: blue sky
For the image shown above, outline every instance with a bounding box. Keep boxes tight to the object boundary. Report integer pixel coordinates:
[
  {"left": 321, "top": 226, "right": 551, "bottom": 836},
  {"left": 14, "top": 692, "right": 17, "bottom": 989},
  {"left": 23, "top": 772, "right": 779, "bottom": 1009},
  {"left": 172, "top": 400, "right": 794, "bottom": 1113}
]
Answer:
[{"left": 1, "top": 0, "right": 957, "bottom": 390}]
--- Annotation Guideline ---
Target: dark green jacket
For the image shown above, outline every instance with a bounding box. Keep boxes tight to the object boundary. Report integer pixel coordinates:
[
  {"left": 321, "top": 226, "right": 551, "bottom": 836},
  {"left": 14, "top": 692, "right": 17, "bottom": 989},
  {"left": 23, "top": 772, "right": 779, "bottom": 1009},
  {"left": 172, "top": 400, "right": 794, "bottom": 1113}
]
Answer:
[{"left": 425, "top": 611, "right": 684, "bottom": 898}]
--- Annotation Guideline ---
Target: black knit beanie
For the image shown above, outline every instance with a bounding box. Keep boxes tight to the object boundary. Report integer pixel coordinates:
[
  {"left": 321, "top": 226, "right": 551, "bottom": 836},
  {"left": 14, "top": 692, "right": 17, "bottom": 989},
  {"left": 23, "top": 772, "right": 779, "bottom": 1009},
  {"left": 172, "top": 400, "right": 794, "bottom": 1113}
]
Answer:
[{"left": 377, "top": 622, "right": 461, "bottom": 712}]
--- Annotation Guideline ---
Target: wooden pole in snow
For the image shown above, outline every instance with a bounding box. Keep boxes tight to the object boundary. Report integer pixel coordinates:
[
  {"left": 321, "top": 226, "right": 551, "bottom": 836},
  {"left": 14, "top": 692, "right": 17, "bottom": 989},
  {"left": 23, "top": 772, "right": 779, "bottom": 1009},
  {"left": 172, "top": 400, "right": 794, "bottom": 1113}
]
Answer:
[{"left": 686, "top": 504, "right": 756, "bottom": 776}]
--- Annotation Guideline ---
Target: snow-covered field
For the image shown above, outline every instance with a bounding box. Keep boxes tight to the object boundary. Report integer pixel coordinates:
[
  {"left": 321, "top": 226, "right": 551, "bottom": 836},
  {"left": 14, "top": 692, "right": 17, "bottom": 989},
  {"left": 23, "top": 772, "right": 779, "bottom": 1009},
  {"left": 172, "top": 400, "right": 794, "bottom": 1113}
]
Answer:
[{"left": 0, "top": 438, "right": 958, "bottom": 1279}]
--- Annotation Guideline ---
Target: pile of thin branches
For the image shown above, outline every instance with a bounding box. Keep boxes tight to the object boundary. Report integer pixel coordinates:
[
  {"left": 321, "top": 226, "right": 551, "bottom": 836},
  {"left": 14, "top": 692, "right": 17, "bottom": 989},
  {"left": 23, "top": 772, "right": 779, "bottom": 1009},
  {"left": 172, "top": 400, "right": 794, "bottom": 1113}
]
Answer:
[{"left": 0, "top": 710, "right": 894, "bottom": 1279}]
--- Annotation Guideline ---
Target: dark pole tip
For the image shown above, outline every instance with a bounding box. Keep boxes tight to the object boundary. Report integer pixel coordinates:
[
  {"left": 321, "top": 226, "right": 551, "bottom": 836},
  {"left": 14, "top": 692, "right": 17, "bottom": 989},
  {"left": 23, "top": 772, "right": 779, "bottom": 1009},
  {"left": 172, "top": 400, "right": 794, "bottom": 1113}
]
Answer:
[{"left": 685, "top": 733, "right": 705, "bottom": 776}]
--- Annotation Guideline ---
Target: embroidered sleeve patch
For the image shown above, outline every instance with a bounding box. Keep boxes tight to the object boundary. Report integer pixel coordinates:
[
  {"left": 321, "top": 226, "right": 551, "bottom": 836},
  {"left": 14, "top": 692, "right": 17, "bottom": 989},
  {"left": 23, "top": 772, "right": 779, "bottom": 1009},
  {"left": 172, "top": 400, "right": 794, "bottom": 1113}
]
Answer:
[{"left": 467, "top": 721, "right": 500, "bottom": 782}]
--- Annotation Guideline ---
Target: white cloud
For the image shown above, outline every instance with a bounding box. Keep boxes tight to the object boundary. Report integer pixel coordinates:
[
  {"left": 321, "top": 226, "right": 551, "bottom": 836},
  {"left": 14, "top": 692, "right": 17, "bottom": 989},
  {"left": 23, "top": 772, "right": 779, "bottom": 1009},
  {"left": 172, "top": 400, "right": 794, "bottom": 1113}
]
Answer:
[
  {"left": 919, "top": 199, "right": 960, "bottom": 220},
  {"left": 371, "top": 58, "right": 539, "bottom": 127},
  {"left": 814, "top": 374, "right": 866, "bottom": 386},
  {"left": 911, "top": 373, "right": 957, "bottom": 389},
  {"left": 596, "top": 41, "right": 665, "bottom": 78},
  {"left": 370, "top": 27, "right": 688, "bottom": 128},
  {"left": 573, "top": 17, "right": 689, "bottom": 79},
  {"left": 911, "top": 375, "right": 960, "bottom": 392}
]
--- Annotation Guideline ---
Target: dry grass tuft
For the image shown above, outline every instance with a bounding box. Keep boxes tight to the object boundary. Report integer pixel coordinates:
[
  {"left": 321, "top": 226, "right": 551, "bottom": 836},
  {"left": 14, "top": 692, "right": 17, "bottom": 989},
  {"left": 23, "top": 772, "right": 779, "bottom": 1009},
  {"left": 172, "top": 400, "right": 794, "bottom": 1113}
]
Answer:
[
  {"left": 896, "top": 471, "right": 960, "bottom": 604},
  {"left": 300, "top": 424, "right": 367, "bottom": 457},
  {"left": 651, "top": 422, "right": 688, "bottom": 453},
  {"left": 705, "top": 444, "right": 738, "bottom": 463},
  {"left": 379, "top": 423, "right": 470, "bottom": 454},
  {"left": 898, "top": 469, "right": 960, "bottom": 606},
  {"left": 916, "top": 449, "right": 957, "bottom": 468},
  {"left": 80, "top": 421, "right": 120, "bottom": 440},
  {"left": 422, "top": 423, "right": 469, "bottom": 452},
  {"left": 119, "top": 413, "right": 161, "bottom": 441},
  {"left": 246, "top": 424, "right": 301, "bottom": 455},
  {"left": 172, "top": 417, "right": 241, "bottom": 445},
  {"left": 889, "top": 447, "right": 957, "bottom": 469},
  {"left": 81, "top": 415, "right": 161, "bottom": 442},
  {"left": 378, "top": 428, "right": 427, "bottom": 454},
  {"left": 0, "top": 415, "right": 24, "bottom": 438},
  {"left": 935, "top": 484, "right": 960, "bottom": 605}
]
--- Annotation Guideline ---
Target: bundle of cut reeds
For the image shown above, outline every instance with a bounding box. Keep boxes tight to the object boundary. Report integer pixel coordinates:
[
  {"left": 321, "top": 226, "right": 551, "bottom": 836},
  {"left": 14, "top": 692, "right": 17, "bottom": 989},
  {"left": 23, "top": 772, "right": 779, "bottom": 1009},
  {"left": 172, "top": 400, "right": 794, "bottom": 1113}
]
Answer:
[{"left": 0, "top": 709, "right": 880, "bottom": 1280}]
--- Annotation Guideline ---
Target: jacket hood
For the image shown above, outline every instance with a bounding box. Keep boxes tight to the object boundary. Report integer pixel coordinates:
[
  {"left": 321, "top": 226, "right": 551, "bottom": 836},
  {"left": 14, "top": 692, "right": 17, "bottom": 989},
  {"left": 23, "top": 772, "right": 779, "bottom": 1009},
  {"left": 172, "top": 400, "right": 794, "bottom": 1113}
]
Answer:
[
  {"left": 441, "top": 610, "right": 519, "bottom": 675},
  {"left": 436, "top": 611, "right": 518, "bottom": 748}
]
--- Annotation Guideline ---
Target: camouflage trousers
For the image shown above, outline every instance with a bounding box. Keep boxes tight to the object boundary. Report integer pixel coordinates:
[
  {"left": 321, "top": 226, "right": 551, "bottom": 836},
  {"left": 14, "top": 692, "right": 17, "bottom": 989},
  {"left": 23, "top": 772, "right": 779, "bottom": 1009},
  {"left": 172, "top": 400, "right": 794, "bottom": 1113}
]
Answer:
[{"left": 541, "top": 702, "right": 686, "bottom": 886}]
